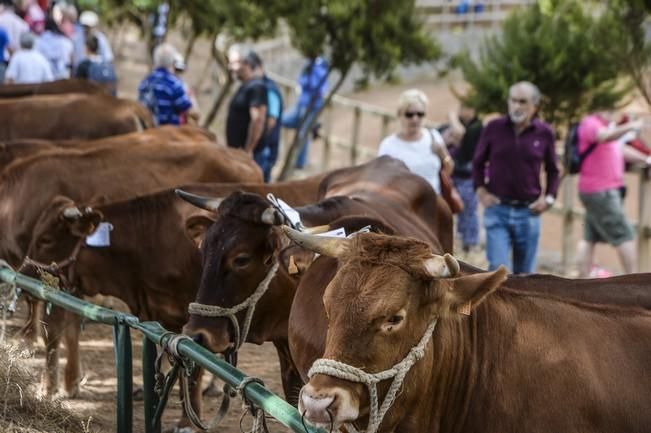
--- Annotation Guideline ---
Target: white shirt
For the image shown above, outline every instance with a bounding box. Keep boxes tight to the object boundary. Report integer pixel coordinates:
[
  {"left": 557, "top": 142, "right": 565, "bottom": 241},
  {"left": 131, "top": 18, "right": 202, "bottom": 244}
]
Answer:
[
  {"left": 0, "top": 9, "right": 28, "bottom": 53},
  {"left": 378, "top": 128, "right": 444, "bottom": 193},
  {"left": 5, "top": 48, "right": 54, "bottom": 84},
  {"left": 35, "top": 30, "right": 74, "bottom": 79}
]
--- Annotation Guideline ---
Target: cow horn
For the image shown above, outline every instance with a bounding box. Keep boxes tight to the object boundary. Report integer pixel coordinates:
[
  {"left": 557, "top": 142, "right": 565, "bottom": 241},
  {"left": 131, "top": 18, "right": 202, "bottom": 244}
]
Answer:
[
  {"left": 175, "top": 189, "right": 223, "bottom": 213},
  {"left": 282, "top": 226, "right": 350, "bottom": 258},
  {"left": 423, "top": 253, "right": 460, "bottom": 278},
  {"left": 62, "top": 206, "right": 83, "bottom": 220},
  {"left": 261, "top": 207, "right": 283, "bottom": 225},
  {"left": 302, "top": 224, "right": 331, "bottom": 234}
]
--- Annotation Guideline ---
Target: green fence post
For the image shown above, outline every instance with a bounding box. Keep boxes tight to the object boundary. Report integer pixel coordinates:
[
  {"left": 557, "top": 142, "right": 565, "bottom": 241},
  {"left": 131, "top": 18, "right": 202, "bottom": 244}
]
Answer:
[
  {"left": 114, "top": 322, "right": 133, "bottom": 433},
  {"left": 142, "top": 336, "right": 161, "bottom": 433}
]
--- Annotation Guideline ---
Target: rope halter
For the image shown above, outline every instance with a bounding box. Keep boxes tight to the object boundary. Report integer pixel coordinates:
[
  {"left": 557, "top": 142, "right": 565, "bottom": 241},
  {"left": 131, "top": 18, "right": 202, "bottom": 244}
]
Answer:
[
  {"left": 187, "top": 260, "right": 280, "bottom": 351},
  {"left": 307, "top": 316, "right": 439, "bottom": 433}
]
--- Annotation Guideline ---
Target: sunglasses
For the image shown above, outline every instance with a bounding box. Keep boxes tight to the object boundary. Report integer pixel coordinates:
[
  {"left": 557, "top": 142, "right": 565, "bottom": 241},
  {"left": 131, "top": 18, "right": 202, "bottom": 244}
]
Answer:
[{"left": 404, "top": 111, "right": 425, "bottom": 119}]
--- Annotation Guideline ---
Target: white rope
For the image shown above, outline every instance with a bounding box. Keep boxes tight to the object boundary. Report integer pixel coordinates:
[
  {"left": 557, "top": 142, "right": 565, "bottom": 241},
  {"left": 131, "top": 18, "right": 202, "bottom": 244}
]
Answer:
[
  {"left": 188, "top": 260, "right": 279, "bottom": 350},
  {"left": 308, "top": 317, "right": 439, "bottom": 433}
]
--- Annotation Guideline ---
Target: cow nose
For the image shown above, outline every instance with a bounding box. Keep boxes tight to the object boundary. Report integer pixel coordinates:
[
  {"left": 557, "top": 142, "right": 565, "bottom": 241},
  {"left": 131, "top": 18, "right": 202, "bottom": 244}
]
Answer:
[
  {"left": 300, "top": 383, "right": 336, "bottom": 425},
  {"left": 182, "top": 327, "right": 219, "bottom": 352}
]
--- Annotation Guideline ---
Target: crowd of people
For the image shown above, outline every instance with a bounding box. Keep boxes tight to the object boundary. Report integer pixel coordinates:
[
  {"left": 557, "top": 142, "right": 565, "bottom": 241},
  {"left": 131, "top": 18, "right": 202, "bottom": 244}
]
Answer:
[
  {"left": 380, "top": 83, "right": 651, "bottom": 276},
  {"left": 3, "top": 1, "right": 647, "bottom": 278},
  {"left": 0, "top": 1, "right": 116, "bottom": 89}
]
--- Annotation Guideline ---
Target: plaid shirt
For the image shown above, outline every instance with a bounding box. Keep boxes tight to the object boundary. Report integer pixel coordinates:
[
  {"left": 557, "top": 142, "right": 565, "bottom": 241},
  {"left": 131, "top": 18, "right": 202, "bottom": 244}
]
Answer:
[{"left": 138, "top": 67, "right": 192, "bottom": 125}]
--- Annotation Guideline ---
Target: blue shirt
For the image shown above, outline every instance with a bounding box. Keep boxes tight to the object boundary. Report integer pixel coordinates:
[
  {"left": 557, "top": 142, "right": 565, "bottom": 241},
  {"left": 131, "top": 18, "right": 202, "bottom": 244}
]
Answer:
[
  {"left": 138, "top": 67, "right": 192, "bottom": 126},
  {"left": 0, "top": 27, "right": 8, "bottom": 62},
  {"left": 297, "top": 57, "right": 329, "bottom": 109}
]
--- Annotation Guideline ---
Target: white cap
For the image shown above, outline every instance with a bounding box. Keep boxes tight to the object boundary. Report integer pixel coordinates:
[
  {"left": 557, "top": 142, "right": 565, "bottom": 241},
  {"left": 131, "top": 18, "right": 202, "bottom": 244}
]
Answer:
[{"left": 79, "top": 10, "right": 99, "bottom": 27}]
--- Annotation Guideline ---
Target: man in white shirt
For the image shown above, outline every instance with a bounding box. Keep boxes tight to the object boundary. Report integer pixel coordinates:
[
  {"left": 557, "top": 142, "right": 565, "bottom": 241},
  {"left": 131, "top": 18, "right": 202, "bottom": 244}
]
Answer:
[
  {"left": 5, "top": 31, "right": 53, "bottom": 84},
  {"left": 0, "top": 0, "right": 28, "bottom": 53}
]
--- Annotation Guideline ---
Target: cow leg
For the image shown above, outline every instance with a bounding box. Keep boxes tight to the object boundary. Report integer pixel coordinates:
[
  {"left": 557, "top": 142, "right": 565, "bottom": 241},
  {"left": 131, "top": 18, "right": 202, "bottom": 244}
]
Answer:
[
  {"left": 273, "top": 340, "right": 303, "bottom": 407},
  {"left": 42, "top": 306, "right": 64, "bottom": 397},
  {"left": 62, "top": 310, "right": 82, "bottom": 398},
  {"left": 18, "top": 297, "right": 42, "bottom": 348}
]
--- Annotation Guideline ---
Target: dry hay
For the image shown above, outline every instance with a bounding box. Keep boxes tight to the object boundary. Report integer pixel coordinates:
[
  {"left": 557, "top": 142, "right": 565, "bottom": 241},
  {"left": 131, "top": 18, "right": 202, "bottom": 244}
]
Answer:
[{"left": 0, "top": 344, "right": 94, "bottom": 433}]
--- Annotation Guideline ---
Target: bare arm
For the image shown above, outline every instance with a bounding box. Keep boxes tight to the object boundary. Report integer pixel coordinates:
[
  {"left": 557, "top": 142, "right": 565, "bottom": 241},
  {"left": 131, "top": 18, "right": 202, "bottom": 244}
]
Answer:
[
  {"left": 622, "top": 144, "right": 651, "bottom": 166},
  {"left": 597, "top": 119, "right": 643, "bottom": 143},
  {"left": 244, "top": 105, "right": 267, "bottom": 154}
]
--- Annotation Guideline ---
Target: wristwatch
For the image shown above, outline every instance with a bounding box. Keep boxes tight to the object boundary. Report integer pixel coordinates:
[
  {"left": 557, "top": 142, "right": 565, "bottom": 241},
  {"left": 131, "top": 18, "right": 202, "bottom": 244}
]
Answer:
[{"left": 544, "top": 195, "right": 555, "bottom": 207}]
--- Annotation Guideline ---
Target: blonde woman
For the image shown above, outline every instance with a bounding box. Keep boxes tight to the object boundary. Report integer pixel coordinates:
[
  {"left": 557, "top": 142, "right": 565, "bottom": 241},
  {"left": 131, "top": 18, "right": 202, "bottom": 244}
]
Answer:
[{"left": 378, "top": 89, "right": 453, "bottom": 194}]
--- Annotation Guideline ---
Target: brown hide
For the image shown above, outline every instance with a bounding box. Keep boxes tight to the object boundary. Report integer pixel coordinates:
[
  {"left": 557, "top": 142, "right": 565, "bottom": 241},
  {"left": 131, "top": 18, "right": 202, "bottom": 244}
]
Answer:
[
  {"left": 0, "top": 140, "right": 261, "bottom": 267},
  {"left": 0, "top": 93, "right": 154, "bottom": 140},
  {"left": 0, "top": 125, "right": 216, "bottom": 172},
  {"left": 0, "top": 79, "right": 105, "bottom": 98},
  {"left": 295, "top": 233, "right": 651, "bottom": 433},
  {"left": 23, "top": 177, "right": 324, "bottom": 421},
  {"left": 181, "top": 157, "right": 447, "bottom": 408}
]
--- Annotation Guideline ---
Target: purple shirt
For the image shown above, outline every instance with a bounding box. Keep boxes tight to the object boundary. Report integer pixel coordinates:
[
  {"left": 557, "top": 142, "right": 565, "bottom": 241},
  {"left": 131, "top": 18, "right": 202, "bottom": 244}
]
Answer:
[{"left": 473, "top": 115, "right": 559, "bottom": 201}]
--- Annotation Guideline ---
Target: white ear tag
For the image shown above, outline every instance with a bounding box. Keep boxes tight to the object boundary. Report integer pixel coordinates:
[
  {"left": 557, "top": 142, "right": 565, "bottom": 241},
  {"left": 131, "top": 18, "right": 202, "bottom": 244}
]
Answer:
[
  {"left": 86, "top": 222, "right": 113, "bottom": 247},
  {"left": 317, "top": 227, "right": 347, "bottom": 238}
]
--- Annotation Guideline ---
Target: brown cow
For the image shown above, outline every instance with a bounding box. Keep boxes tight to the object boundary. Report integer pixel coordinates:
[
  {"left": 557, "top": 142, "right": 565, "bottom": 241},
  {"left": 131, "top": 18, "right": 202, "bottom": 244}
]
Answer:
[
  {"left": 0, "top": 125, "right": 216, "bottom": 171},
  {"left": 178, "top": 157, "right": 451, "bottom": 410},
  {"left": 22, "top": 176, "right": 325, "bottom": 429},
  {"left": 289, "top": 231, "right": 651, "bottom": 433},
  {"left": 0, "top": 93, "right": 154, "bottom": 140},
  {"left": 0, "top": 140, "right": 261, "bottom": 268},
  {"left": 0, "top": 79, "right": 105, "bottom": 98}
]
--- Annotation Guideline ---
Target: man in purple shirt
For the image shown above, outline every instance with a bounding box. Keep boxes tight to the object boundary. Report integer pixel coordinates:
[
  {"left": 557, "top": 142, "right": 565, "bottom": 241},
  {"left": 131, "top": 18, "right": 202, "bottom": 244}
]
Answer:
[{"left": 473, "top": 81, "right": 559, "bottom": 273}]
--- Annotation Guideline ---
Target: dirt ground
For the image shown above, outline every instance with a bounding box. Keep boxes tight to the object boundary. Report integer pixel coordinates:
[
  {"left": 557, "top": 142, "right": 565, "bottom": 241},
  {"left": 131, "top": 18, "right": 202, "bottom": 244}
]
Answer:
[{"left": 3, "top": 303, "right": 290, "bottom": 433}]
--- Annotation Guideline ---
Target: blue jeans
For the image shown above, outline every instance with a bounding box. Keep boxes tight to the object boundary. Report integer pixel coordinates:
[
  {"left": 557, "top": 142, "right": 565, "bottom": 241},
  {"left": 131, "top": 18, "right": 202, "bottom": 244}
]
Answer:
[
  {"left": 452, "top": 176, "right": 479, "bottom": 248},
  {"left": 483, "top": 204, "right": 540, "bottom": 274},
  {"left": 282, "top": 104, "right": 316, "bottom": 169},
  {"left": 253, "top": 147, "right": 274, "bottom": 183}
]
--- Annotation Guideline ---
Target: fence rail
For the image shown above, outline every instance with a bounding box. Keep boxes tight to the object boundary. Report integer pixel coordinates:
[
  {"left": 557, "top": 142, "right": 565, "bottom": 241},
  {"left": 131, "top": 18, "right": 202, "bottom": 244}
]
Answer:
[{"left": 0, "top": 266, "right": 325, "bottom": 433}]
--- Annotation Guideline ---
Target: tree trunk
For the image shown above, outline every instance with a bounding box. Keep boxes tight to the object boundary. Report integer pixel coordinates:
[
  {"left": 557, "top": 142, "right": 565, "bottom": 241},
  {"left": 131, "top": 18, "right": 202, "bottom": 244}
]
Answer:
[
  {"left": 201, "top": 40, "right": 233, "bottom": 129},
  {"left": 278, "top": 70, "right": 348, "bottom": 180},
  {"left": 183, "top": 31, "right": 198, "bottom": 64}
]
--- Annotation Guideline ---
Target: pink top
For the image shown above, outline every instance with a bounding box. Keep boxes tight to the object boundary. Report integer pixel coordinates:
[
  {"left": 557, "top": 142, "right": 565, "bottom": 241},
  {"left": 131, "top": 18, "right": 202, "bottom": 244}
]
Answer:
[{"left": 578, "top": 114, "right": 624, "bottom": 193}]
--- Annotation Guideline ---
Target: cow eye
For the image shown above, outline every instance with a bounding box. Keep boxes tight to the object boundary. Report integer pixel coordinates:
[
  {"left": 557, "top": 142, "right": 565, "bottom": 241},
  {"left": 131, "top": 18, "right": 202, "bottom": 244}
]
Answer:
[
  {"left": 233, "top": 254, "right": 252, "bottom": 268},
  {"left": 387, "top": 315, "right": 404, "bottom": 325},
  {"left": 38, "top": 236, "right": 56, "bottom": 248}
]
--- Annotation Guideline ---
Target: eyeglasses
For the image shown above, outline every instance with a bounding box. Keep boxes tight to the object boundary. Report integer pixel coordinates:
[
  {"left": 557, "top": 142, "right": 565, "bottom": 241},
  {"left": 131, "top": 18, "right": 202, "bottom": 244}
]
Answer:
[{"left": 404, "top": 111, "right": 425, "bottom": 119}]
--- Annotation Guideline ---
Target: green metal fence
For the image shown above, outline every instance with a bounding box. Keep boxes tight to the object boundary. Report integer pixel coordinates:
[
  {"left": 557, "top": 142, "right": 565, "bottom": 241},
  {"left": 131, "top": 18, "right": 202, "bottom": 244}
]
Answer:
[{"left": 0, "top": 266, "right": 325, "bottom": 433}]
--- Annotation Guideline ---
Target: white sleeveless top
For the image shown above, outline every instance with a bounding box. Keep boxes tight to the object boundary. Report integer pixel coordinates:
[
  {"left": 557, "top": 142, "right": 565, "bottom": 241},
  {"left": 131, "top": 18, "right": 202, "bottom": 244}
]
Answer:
[{"left": 378, "top": 128, "right": 443, "bottom": 194}]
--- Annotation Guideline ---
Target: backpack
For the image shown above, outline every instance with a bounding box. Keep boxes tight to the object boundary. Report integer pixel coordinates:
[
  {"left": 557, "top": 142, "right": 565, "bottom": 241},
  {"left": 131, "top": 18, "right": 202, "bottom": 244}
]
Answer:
[
  {"left": 87, "top": 61, "right": 117, "bottom": 96},
  {"left": 564, "top": 123, "right": 598, "bottom": 175}
]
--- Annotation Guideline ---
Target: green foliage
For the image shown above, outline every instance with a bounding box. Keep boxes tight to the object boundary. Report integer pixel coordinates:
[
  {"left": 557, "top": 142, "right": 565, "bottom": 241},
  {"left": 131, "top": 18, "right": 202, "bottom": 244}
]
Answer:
[
  {"left": 601, "top": 0, "right": 651, "bottom": 107},
  {"left": 454, "top": 0, "right": 631, "bottom": 127},
  {"left": 273, "top": 0, "right": 441, "bottom": 79}
]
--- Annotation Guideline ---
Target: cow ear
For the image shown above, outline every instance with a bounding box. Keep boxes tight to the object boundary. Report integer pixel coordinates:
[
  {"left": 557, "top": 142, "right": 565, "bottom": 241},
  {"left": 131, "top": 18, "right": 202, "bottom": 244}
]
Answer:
[
  {"left": 64, "top": 208, "right": 103, "bottom": 237},
  {"left": 443, "top": 266, "right": 508, "bottom": 314},
  {"left": 185, "top": 214, "right": 215, "bottom": 248},
  {"left": 279, "top": 245, "right": 316, "bottom": 276}
]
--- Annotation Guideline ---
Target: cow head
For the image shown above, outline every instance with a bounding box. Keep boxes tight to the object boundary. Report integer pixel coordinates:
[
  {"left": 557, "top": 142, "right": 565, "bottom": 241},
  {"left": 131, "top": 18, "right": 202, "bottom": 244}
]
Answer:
[
  {"left": 176, "top": 189, "right": 288, "bottom": 354},
  {"left": 285, "top": 229, "right": 507, "bottom": 432},
  {"left": 24, "top": 196, "right": 102, "bottom": 288}
]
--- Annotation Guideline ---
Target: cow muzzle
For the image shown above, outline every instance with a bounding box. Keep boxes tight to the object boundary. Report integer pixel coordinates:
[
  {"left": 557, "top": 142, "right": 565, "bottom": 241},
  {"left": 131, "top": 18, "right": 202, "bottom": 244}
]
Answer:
[
  {"left": 299, "top": 379, "right": 360, "bottom": 429},
  {"left": 182, "top": 323, "right": 234, "bottom": 354}
]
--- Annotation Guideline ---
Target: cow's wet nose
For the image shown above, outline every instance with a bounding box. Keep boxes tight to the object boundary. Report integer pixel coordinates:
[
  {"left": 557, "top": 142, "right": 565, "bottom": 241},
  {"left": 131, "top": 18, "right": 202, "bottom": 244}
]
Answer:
[
  {"left": 182, "top": 327, "right": 224, "bottom": 353},
  {"left": 300, "top": 384, "right": 336, "bottom": 425}
]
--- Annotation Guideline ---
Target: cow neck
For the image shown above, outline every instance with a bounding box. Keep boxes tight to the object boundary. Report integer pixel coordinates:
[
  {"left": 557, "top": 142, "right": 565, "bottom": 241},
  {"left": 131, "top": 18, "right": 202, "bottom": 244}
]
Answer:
[
  {"left": 188, "top": 260, "right": 280, "bottom": 351},
  {"left": 18, "top": 237, "right": 85, "bottom": 293},
  {"left": 308, "top": 316, "right": 439, "bottom": 433}
]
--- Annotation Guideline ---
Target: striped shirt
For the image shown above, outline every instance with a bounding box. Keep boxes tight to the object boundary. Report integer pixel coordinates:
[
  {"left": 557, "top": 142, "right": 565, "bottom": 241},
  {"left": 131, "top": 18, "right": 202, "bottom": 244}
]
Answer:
[{"left": 138, "top": 67, "right": 192, "bottom": 126}]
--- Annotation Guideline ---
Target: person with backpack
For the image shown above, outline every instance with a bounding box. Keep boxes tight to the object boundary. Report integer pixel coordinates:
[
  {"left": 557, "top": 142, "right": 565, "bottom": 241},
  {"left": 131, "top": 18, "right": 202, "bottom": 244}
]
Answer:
[
  {"left": 574, "top": 111, "right": 650, "bottom": 277},
  {"left": 137, "top": 43, "right": 192, "bottom": 126},
  {"left": 251, "top": 59, "right": 283, "bottom": 182},
  {"left": 75, "top": 33, "right": 116, "bottom": 95}
]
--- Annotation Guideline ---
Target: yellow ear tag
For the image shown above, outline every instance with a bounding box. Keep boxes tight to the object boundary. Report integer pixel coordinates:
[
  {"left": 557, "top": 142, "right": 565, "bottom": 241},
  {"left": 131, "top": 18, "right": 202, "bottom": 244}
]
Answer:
[
  {"left": 457, "top": 302, "right": 472, "bottom": 316},
  {"left": 288, "top": 255, "right": 299, "bottom": 275}
]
